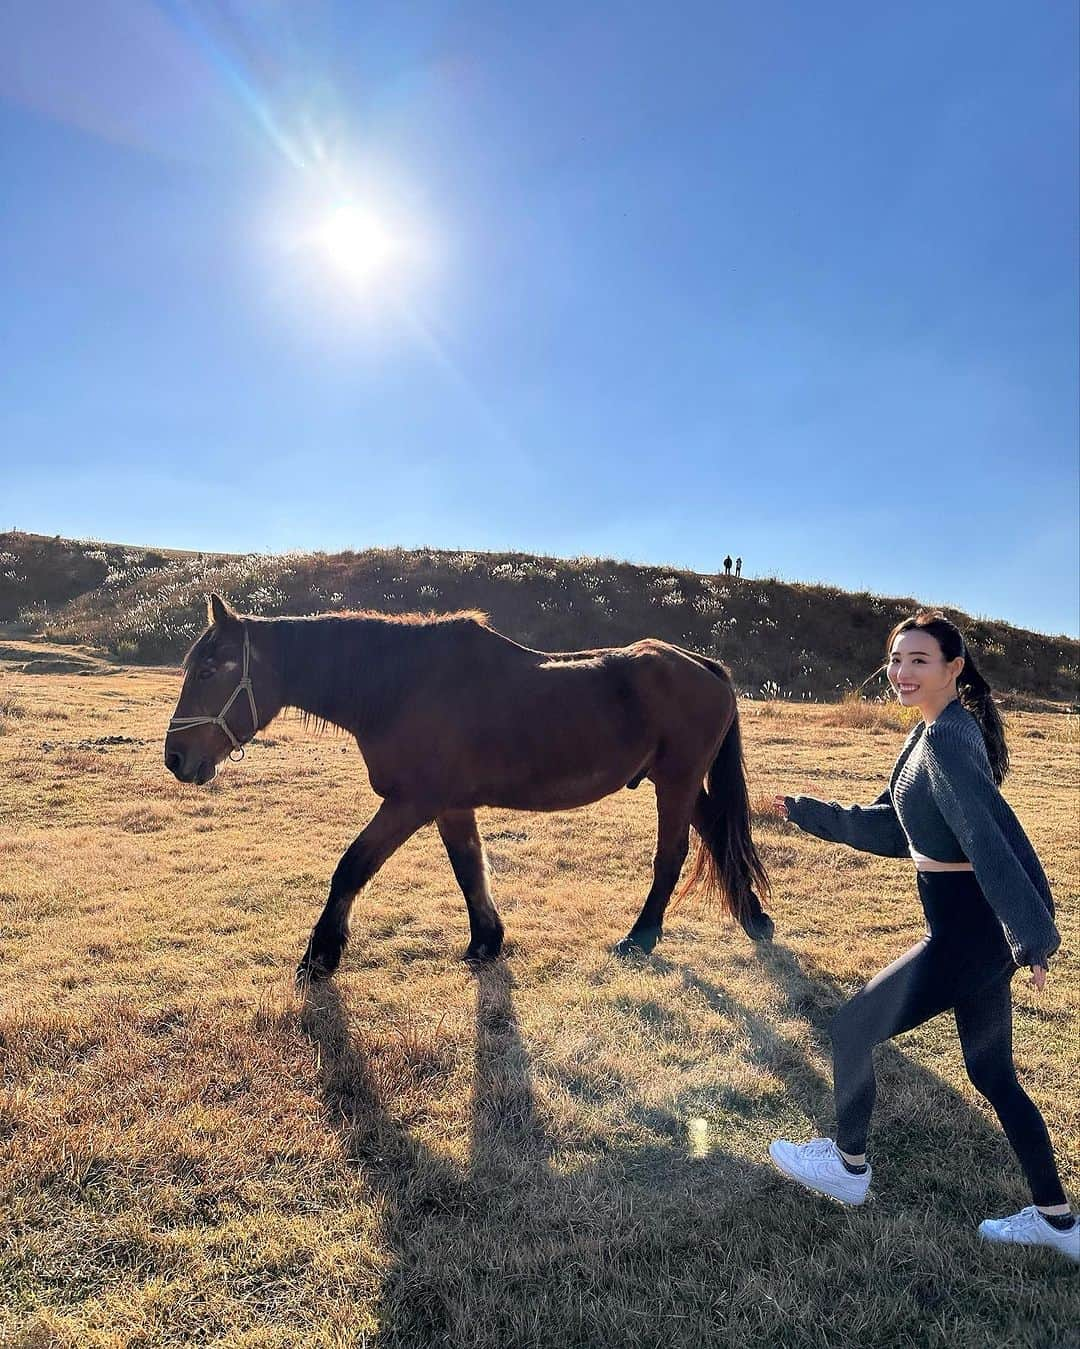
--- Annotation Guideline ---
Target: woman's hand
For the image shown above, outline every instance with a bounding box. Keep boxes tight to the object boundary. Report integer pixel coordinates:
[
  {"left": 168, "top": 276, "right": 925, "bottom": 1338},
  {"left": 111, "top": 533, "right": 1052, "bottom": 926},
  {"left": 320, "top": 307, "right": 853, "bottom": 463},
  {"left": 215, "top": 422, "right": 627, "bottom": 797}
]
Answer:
[
  {"left": 771, "top": 795, "right": 789, "bottom": 819},
  {"left": 1029, "top": 965, "right": 1048, "bottom": 992}
]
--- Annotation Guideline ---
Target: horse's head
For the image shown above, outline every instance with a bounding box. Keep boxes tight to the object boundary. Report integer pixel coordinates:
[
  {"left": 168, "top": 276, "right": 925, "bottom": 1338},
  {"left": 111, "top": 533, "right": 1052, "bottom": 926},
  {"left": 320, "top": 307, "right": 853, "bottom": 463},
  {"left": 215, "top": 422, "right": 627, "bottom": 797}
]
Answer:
[{"left": 164, "top": 593, "right": 275, "bottom": 784}]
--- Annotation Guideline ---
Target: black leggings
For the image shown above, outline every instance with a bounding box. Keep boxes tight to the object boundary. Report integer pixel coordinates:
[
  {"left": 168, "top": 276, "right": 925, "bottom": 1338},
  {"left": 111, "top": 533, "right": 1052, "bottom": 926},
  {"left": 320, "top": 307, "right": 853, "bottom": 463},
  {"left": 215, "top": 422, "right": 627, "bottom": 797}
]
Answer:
[{"left": 830, "top": 871, "right": 1066, "bottom": 1207}]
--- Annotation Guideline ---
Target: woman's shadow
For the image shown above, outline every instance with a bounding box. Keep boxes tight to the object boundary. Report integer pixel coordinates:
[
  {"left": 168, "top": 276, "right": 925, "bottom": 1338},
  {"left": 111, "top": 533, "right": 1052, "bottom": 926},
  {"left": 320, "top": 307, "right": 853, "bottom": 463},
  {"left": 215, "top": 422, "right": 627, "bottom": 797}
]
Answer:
[{"left": 299, "top": 943, "right": 1067, "bottom": 1348}]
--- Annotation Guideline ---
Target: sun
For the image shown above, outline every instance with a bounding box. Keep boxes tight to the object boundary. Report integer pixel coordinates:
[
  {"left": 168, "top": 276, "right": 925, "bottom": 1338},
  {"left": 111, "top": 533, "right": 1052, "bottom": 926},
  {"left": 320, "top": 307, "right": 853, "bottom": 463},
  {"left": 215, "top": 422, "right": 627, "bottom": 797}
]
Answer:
[{"left": 314, "top": 205, "right": 403, "bottom": 285}]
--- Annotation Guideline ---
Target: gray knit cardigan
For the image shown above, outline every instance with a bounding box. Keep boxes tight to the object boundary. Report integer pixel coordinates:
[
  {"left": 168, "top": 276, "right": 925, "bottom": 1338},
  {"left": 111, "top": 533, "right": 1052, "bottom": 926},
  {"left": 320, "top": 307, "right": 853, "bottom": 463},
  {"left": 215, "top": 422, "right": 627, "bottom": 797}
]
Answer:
[{"left": 783, "top": 700, "right": 1060, "bottom": 968}]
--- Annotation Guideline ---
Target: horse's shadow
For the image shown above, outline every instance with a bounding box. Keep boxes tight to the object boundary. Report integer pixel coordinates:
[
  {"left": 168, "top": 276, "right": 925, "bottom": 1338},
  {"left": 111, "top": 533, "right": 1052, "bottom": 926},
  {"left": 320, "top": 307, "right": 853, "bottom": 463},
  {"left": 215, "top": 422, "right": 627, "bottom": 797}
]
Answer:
[{"left": 299, "top": 943, "right": 1059, "bottom": 1348}]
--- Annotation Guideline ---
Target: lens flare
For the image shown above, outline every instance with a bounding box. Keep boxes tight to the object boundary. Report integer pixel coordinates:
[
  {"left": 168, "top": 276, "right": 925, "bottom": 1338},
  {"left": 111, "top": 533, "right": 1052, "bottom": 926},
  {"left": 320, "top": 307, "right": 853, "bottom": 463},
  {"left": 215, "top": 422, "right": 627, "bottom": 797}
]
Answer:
[{"left": 687, "top": 1117, "right": 711, "bottom": 1159}]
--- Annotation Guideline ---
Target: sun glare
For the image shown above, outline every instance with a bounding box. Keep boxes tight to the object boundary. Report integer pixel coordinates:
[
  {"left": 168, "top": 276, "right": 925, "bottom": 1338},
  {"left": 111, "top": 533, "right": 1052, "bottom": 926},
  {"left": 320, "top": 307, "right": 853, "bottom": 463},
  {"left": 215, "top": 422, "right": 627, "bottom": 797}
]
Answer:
[{"left": 314, "top": 205, "right": 405, "bottom": 286}]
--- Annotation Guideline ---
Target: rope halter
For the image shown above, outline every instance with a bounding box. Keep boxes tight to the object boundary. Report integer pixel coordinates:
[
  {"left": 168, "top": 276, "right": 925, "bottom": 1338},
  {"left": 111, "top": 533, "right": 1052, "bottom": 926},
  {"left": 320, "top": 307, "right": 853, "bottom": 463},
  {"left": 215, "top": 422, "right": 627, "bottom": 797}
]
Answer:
[{"left": 168, "top": 625, "right": 259, "bottom": 762}]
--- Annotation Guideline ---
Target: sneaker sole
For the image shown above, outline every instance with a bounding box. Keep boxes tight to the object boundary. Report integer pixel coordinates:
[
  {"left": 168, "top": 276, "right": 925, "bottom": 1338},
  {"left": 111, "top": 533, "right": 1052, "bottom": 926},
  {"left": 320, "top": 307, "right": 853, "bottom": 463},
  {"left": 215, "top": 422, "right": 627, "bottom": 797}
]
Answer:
[
  {"left": 977, "top": 1228, "right": 1080, "bottom": 1262},
  {"left": 768, "top": 1145, "right": 870, "bottom": 1207}
]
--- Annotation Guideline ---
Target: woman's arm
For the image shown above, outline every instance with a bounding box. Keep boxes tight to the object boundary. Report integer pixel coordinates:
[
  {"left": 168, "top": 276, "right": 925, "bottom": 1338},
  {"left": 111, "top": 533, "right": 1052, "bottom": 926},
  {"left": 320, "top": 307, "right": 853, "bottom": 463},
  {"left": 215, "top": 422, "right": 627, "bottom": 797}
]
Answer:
[
  {"left": 923, "top": 730, "right": 1060, "bottom": 968},
  {"left": 780, "top": 787, "right": 910, "bottom": 858}
]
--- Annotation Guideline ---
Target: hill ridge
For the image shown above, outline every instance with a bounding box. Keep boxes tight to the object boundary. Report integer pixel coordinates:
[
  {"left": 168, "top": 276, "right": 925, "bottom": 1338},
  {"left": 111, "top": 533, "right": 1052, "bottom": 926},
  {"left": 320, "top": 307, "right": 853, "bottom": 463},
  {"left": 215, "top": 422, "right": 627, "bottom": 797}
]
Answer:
[{"left": 1, "top": 531, "right": 1076, "bottom": 705}]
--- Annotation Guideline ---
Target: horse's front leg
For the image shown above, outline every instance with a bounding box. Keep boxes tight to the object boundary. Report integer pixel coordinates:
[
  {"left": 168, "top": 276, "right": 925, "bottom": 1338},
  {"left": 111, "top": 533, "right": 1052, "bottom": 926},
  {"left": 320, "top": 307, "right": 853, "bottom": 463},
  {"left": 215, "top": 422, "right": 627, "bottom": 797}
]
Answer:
[
  {"left": 613, "top": 779, "right": 696, "bottom": 957},
  {"left": 298, "top": 798, "right": 432, "bottom": 983},
  {"left": 436, "top": 809, "right": 505, "bottom": 962}
]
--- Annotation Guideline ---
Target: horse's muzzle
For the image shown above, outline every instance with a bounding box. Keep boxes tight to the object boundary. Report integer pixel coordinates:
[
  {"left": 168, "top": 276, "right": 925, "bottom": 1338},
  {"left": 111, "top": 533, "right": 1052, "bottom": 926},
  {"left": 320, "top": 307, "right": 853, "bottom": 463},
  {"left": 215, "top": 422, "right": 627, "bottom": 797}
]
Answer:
[{"left": 165, "top": 750, "right": 215, "bottom": 785}]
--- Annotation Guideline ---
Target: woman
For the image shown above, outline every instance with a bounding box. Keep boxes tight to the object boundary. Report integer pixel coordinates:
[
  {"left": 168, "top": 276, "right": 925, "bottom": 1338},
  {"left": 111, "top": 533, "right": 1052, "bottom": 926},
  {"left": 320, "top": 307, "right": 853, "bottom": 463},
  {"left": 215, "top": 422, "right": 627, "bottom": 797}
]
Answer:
[{"left": 768, "top": 611, "right": 1076, "bottom": 1259}]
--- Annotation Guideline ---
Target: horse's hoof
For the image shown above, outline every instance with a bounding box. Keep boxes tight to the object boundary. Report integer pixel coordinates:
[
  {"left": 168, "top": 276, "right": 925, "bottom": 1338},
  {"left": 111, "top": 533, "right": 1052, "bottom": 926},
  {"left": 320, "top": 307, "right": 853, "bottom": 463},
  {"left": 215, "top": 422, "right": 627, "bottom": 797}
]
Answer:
[
  {"left": 612, "top": 930, "right": 660, "bottom": 958},
  {"left": 463, "top": 941, "right": 501, "bottom": 963},
  {"left": 296, "top": 957, "right": 331, "bottom": 986},
  {"left": 743, "top": 911, "right": 775, "bottom": 943}
]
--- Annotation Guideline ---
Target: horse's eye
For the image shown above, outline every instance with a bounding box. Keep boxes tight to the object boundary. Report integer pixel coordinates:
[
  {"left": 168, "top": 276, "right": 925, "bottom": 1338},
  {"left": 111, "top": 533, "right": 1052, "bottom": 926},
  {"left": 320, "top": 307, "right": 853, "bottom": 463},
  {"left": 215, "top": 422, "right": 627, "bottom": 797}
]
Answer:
[{"left": 197, "top": 666, "right": 215, "bottom": 681}]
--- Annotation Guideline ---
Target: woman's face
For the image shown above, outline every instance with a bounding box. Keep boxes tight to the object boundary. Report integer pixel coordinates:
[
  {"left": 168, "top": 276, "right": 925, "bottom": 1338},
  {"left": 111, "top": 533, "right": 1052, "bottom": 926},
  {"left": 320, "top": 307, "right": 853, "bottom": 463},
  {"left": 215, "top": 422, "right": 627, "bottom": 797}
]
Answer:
[{"left": 887, "top": 629, "right": 965, "bottom": 713}]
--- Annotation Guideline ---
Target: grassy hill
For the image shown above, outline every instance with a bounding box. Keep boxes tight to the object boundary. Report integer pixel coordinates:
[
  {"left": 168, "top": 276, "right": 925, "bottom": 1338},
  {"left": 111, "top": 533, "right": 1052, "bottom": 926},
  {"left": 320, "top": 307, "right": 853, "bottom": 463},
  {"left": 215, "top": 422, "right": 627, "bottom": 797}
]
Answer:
[{"left": 1, "top": 530, "right": 1076, "bottom": 704}]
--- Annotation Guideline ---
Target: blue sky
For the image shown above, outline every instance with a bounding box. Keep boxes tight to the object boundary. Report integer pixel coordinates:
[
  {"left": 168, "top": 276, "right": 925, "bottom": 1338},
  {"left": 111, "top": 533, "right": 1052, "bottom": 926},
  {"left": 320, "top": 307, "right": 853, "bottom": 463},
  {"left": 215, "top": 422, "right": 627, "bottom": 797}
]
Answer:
[{"left": 2, "top": 1, "right": 1077, "bottom": 636}]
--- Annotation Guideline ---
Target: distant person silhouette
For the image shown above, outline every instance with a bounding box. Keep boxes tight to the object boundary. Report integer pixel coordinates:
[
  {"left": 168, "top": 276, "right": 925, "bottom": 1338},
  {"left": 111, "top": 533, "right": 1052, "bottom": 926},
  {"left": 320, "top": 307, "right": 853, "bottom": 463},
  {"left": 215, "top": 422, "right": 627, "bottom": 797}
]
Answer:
[
  {"left": 735, "top": 556, "right": 742, "bottom": 578},
  {"left": 723, "top": 555, "right": 732, "bottom": 576}
]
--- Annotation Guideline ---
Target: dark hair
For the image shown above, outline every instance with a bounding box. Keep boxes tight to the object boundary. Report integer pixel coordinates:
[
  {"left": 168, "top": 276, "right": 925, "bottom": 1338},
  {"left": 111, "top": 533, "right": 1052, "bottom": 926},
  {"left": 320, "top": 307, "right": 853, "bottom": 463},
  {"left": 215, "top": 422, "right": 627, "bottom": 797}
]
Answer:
[{"left": 887, "top": 610, "right": 1009, "bottom": 784}]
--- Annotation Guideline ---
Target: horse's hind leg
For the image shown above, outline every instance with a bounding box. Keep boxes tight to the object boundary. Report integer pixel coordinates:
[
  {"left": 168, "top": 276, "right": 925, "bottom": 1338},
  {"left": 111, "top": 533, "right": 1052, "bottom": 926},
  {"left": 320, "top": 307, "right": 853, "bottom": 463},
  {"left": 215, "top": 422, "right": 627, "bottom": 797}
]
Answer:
[
  {"left": 613, "top": 780, "right": 696, "bottom": 957},
  {"left": 437, "top": 809, "right": 504, "bottom": 962},
  {"left": 298, "top": 798, "right": 431, "bottom": 983}
]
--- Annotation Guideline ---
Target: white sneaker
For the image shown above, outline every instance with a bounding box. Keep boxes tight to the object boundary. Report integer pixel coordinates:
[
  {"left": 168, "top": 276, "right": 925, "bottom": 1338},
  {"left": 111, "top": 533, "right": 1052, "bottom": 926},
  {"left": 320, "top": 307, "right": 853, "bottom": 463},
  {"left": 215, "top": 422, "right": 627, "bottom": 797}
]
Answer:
[
  {"left": 768, "top": 1137, "right": 872, "bottom": 1206},
  {"left": 978, "top": 1206, "right": 1079, "bottom": 1262}
]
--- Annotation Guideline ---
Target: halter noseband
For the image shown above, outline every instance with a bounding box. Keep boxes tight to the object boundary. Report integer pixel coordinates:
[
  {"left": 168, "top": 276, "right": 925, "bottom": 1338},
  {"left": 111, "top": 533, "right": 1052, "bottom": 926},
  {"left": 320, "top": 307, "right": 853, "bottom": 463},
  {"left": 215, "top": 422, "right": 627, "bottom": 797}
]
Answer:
[{"left": 168, "top": 626, "right": 258, "bottom": 762}]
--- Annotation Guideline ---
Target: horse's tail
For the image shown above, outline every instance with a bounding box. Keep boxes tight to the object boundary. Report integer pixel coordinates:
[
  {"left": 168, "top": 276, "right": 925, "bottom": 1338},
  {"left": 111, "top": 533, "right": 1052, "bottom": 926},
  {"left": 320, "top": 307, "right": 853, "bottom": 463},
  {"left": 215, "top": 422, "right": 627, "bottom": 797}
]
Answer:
[{"left": 677, "top": 675, "right": 771, "bottom": 935}]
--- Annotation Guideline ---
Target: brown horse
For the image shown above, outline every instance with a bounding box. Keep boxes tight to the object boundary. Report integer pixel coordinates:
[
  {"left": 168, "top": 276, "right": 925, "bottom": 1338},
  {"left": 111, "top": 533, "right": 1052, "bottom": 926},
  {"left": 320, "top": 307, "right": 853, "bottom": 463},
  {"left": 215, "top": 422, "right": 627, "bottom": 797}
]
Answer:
[{"left": 165, "top": 594, "right": 772, "bottom": 981}]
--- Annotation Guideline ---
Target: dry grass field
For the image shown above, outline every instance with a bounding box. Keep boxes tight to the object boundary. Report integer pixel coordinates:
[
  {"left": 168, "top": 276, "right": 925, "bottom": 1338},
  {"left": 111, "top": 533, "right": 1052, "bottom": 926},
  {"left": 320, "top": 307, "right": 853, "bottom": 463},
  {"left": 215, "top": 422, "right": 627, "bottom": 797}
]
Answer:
[{"left": 1, "top": 639, "right": 1077, "bottom": 1348}]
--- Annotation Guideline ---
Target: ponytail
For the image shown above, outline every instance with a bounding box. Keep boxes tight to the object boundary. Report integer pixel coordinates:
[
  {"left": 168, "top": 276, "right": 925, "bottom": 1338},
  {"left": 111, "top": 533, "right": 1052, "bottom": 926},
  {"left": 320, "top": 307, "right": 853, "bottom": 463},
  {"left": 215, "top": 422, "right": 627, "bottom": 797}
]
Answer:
[
  {"left": 956, "top": 647, "right": 1009, "bottom": 784},
  {"left": 887, "top": 611, "right": 1009, "bottom": 785}
]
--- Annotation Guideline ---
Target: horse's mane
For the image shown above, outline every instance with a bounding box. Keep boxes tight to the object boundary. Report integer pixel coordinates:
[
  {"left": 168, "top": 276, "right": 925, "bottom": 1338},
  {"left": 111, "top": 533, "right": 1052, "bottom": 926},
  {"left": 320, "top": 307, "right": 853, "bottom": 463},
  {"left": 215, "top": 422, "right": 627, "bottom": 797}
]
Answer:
[
  {"left": 324, "top": 608, "right": 490, "bottom": 628},
  {"left": 272, "top": 609, "right": 492, "bottom": 736},
  {"left": 182, "top": 608, "right": 489, "bottom": 671}
]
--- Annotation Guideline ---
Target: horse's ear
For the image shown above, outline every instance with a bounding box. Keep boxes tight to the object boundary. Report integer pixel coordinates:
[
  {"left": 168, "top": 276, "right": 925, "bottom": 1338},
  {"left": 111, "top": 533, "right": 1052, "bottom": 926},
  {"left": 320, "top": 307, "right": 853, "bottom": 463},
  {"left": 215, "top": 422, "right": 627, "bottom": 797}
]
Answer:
[{"left": 207, "top": 593, "right": 238, "bottom": 628}]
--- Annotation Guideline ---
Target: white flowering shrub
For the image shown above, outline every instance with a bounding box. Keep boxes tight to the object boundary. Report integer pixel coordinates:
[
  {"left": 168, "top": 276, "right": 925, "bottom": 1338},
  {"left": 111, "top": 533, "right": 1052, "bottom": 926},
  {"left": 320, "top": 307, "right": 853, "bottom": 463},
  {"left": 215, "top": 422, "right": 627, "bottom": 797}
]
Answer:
[{"left": 446, "top": 552, "right": 482, "bottom": 573}]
